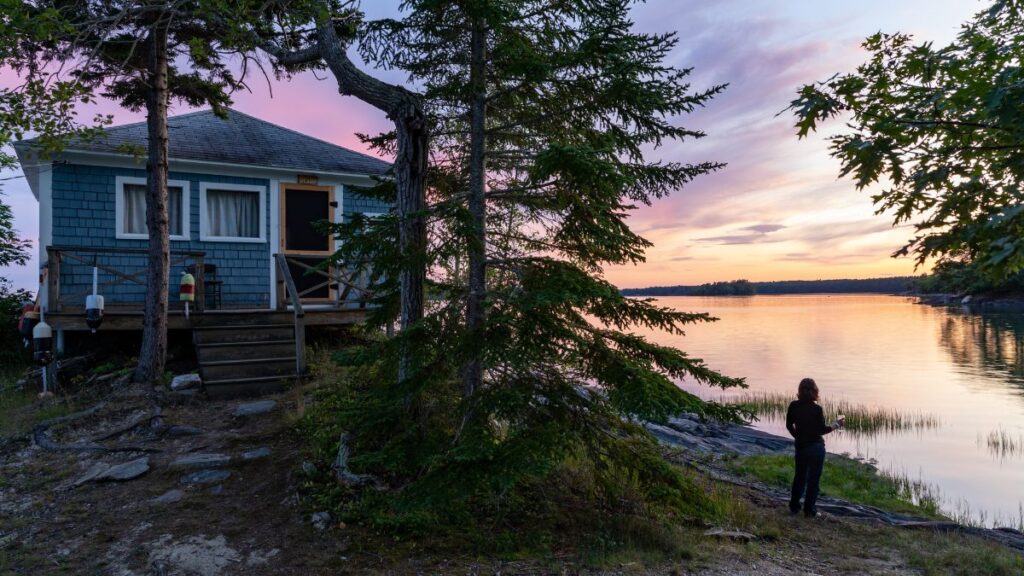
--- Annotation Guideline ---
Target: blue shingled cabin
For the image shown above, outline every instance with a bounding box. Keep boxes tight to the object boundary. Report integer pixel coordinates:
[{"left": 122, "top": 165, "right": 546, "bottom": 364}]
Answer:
[{"left": 14, "top": 109, "right": 391, "bottom": 396}]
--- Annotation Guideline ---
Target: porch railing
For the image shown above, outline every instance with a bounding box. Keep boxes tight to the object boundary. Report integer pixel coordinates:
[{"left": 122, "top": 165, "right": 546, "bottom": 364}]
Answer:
[
  {"left": 273, "top": 254, "right": 377, "bottom": 310},
  {"left": 274, "top": 253, "right": 306, "bottom": 376},
  {"left": 46, "top": 245, "right": 206, "bottom": 313}
]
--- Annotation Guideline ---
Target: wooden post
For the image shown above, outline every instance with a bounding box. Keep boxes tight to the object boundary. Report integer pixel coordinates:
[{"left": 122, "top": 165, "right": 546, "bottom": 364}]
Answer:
[
  {"left": 274, "top": 253, "right": 286, "bottom": 310},
  {"left": 194, "top": 254, "right": 206, "bottom": 313},
  {"left": 276, "top": 253, "right": 306, "bottom": 376},
  {"left": 295, "top": 316, "right": 306, "bottom": 376},
  {"left": 47, "top": 247, "right": 61, "bottom": 312}
]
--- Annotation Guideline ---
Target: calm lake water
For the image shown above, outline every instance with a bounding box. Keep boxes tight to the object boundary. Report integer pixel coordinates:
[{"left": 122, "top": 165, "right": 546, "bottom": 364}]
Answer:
[{"left": 642, "top": 294, "right": 1024, "bottom": 526}]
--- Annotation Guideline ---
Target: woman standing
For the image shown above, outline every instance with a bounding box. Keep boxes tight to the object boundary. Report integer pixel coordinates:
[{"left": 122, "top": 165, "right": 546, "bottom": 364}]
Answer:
[{"left": 786, "top": 378, "right": 843, "bottom": 517}]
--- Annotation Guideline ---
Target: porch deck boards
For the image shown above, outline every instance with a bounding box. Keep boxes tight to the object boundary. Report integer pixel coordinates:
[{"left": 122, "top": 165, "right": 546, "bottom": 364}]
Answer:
[{"left": 45, "top": 307, "right": 368, "bottom": 331}]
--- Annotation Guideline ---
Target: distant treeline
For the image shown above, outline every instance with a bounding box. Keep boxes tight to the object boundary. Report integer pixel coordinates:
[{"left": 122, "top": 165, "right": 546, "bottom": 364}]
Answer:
[{"left": 621, "top": 277, "right": 918, "bottom": 296}]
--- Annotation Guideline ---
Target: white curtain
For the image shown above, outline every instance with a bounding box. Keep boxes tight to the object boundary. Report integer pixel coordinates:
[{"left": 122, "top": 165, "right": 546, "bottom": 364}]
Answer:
[
  {"left": 207, "top": 189, "right": 259, "bottom": 238},
  {"left": 123, "top": 184, "right": 182, "bottom": 236}
]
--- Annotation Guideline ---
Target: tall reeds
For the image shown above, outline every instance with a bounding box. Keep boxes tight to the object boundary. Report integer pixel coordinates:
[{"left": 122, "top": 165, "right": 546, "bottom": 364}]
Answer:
[
  {"left": 978, "top": 427, "right": 1024, "bottom": 460},
  {"left": 726, "top": 392, "right": 941, "bottom": 436}
]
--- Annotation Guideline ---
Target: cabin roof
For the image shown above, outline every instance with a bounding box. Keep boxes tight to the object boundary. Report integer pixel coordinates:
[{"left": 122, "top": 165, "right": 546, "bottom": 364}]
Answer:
[{"left": 15, "top": 109, "right": 391, "bottom": 197}]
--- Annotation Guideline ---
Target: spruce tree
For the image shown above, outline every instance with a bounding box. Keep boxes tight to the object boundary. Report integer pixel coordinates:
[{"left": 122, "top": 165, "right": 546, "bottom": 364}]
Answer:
[{"left": 334, "top": 0, "right": 744, "bottom": 519}]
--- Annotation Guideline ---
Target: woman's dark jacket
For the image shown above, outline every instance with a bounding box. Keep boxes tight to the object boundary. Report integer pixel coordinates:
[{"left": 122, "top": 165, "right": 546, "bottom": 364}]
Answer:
[{"left": 785, "top": 399, "right": 834, "bottom": 448}]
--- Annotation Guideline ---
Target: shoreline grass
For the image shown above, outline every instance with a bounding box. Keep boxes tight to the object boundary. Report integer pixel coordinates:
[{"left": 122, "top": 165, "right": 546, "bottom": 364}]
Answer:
[
  {"left": 726, "top": 391, "right": 941, "bottom": 437},
  {"left": 725, "top": 453, "right": 946, "bottom": 519}
]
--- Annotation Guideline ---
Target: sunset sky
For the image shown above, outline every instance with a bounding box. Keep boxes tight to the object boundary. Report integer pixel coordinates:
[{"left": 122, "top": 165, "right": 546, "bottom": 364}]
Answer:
[{"left": 0, "top": 0, "right": 981, "bottom": 291}]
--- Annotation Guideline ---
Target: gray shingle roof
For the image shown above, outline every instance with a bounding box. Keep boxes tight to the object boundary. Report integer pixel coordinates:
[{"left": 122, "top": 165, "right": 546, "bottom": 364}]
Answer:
[{"left": 45, "top": 108, "right": 391, "bottom": 176}]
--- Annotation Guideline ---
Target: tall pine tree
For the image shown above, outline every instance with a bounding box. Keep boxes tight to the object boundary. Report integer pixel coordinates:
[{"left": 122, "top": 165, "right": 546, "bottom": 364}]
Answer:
[{"left": 332, "top": 0, "right": 745, "bottom": 518}]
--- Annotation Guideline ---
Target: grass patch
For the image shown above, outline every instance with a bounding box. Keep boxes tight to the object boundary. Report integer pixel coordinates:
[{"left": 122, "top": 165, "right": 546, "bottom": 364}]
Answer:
[
  {"left": 726, "top": 453, "right": 944, "bottom": 518},
  {"left": 728, "top": 392, "right": 940, "bottom": 437},
  {"left": 897, "top": 531, "right": 1024, "bottom": 576},
  {"left": 0, "top": 368, "right": 77, "bottom": 438}
]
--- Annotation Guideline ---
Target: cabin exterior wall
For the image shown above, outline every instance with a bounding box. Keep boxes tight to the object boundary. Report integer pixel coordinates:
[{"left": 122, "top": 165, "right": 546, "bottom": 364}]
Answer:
[{"left": 51, "top": 162, "right": 273, "bottom": 308}]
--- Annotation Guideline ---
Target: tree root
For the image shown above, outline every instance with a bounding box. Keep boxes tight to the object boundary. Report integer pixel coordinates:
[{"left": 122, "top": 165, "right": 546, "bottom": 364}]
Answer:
[
  {"left": 331, "top": 432, "right": 385, "bottom": 490},
  {"left": 32, "top": 401, "right": 162, "bottom": 454}
]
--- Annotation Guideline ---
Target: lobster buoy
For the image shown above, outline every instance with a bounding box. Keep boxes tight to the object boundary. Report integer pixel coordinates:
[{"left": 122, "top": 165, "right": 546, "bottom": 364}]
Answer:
[
  {"left": 85, "top": 264, "right": 104, "bottom": 332},
  {"left": 33, "top": 318, "right": 53, "bottom": 366},
  {"left": 18, "top": 303, "right": 38, "bottom": 344},
  {"left": 85, "top": 294, "right": 104, "bottom": 332},
  {"left": 180, "top": 271, "right": 195, "bottom": 319}
]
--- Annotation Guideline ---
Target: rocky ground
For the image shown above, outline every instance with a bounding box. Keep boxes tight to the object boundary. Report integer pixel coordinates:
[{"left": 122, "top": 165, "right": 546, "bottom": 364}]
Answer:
[{"left": 1, "top": 375, "right": 1022, "bottom": 575}]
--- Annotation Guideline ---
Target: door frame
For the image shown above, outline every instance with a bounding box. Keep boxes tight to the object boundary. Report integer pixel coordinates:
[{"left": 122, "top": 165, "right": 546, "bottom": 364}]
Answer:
[{"left": 278, "top": 182, "right": 336, "bottom": 303}]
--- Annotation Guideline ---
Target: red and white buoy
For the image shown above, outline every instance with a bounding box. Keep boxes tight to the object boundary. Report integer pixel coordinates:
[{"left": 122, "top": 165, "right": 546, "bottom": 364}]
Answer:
[{"left": 180, "top": 271, "right": 195, "bottom": 320}]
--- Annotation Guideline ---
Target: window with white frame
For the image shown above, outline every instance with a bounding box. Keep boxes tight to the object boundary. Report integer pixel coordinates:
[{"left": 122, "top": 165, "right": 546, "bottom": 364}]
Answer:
[
  {"left": 115, "top": 176, "right": 189, "bottom": 240},
  {"left": 199, "top": 182, "right": 266, "bottom": 242}
]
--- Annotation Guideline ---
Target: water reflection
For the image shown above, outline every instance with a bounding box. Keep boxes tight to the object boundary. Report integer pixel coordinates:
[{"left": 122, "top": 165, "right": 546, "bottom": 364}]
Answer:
[
  {"left": 939, "top": 310, "right": 1024, "bottom": 390},
  {"left": 642, "top": 295, "right": 1024, "bottom": 527}
]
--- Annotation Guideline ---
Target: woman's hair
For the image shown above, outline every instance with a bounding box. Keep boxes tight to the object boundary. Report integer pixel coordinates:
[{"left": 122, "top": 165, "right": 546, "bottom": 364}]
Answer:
[{"left": 797, "top": 378, "right": 819, "bottom": 402}]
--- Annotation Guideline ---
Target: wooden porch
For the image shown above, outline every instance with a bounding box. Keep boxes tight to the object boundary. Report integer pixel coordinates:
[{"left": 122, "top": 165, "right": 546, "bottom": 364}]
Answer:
[
  {"left": 42, "top": 246, "right": 376, "bottom": 331},
  {"left": 42, "top": 246, "right": 378, "bottom": 397}
]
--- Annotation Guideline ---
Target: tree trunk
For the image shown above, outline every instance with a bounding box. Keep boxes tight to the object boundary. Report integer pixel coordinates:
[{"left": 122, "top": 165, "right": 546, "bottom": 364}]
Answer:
[
  {"left": 462, "top": 16, "right": 488, "bottom": 400},
  {"left": 133, "top": 25, "right": 170, "bottom": 384},
  {"left": 312, "top": 22, "right": 427, "bottom": 385},
  {"left": 394, "top": 103, "right": 427, "bottom": 382}
]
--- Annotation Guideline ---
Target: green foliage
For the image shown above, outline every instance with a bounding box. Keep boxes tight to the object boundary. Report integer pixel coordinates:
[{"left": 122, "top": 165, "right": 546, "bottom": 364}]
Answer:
[
  {"left": 913, "top": 258, "right": 1024, "bottom": 295},
  {"left": 789, "top": 2, "right": 1024, "bottom": 280},
  {"left": 0, "top": 188, "right": 31, "bottom": 368},
  {"left": 298, "top": 357, "right": 720, "bottom": 555},
  {"left": 0, "top": 279, "right": 31, "bottom": 369},
  {"left": 0, "top": 1, "right": 303, "bottom": 166},
  {"left": 0, "top": 191, "right": 31, "bottom": 269},
  {"left": 727, "top": 454, "right": 944, "bottom": 518},
  {"left": 313, "top": 0, "right": 744, "bottom": 543}
]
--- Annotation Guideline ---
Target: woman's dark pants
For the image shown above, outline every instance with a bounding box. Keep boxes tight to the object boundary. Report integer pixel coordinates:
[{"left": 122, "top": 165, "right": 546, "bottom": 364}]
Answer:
[{"left": 790, "top": 442, "right": 826, "bottom": 515}]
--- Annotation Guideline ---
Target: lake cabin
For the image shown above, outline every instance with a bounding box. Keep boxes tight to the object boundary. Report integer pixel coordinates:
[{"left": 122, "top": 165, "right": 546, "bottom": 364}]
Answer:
[{"left": 15, "top": 109, "right": 391, "bottom": 396}]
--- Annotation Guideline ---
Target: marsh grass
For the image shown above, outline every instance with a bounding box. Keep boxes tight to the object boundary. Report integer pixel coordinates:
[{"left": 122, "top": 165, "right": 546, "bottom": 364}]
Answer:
[
  {"left": 947, "top": 499, "right": 1024, "bottom": 532},
  {"left": 978, "top": 427, "right": 1024, "bottom": 460},
  {"left": 727, "top": 392, "right": 940, "bottom": 437}
]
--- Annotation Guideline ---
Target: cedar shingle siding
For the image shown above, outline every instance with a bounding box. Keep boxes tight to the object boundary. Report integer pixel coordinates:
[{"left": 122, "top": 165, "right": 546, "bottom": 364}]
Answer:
[{"left": 52, "top": 163, "right": 272, "bottom": 307}]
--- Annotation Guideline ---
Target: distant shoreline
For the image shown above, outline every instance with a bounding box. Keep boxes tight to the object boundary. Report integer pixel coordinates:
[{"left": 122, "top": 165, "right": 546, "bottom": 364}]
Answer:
[{"left": 620, "top": 276, "right": 917, "bottom": 297}]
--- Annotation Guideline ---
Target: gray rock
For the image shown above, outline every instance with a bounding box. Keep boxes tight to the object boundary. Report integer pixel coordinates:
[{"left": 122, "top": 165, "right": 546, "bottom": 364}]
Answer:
[
  {"left": 103, "top": 457, "right": 151, "bottom": 481},
  {"left": 180, "top": 469, "right": 231, "bottom": 485},
  {"left": 171, "top": 453, "right": 230, "bottom": 469},
  {"left": 74, "top": 462, "right": 110, "bottom": 486},
  {"left": 301, "top": 461, "right": 317, "bottom": 476},
  {"left": 233, "top": 400, "right": 276, "bottom": 417},
  {"left": 703, "top": 527, "right": 755, "bottom": 541},
  {"left": 164, "top": 425, "right": 203, "bottom": 438},
  {"left": 208, "top": 484, "right": 224, "bottom": 495},
  {"left": 153, "top": 489, "right": 184, "bottom": 504},
  {"left": 241, "top": 447, "right": 271, "bottom": 461},
  {"left": 310, "top": 511, "right": 331, "bottom": 531},
  {"left": 170, "top": 373, "right": 202, "bottom": 391},
  {"left": 645, "top": 413, "right": 792, "bottom": 457},
  {"left": 75, "top": 457, "right": 150, "bottom": 485}
]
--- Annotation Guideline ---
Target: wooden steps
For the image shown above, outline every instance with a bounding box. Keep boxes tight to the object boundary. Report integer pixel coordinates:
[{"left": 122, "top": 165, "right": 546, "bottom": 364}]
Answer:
[{"left": 193, "top": 324, "right": 301, "bottom": 398}]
